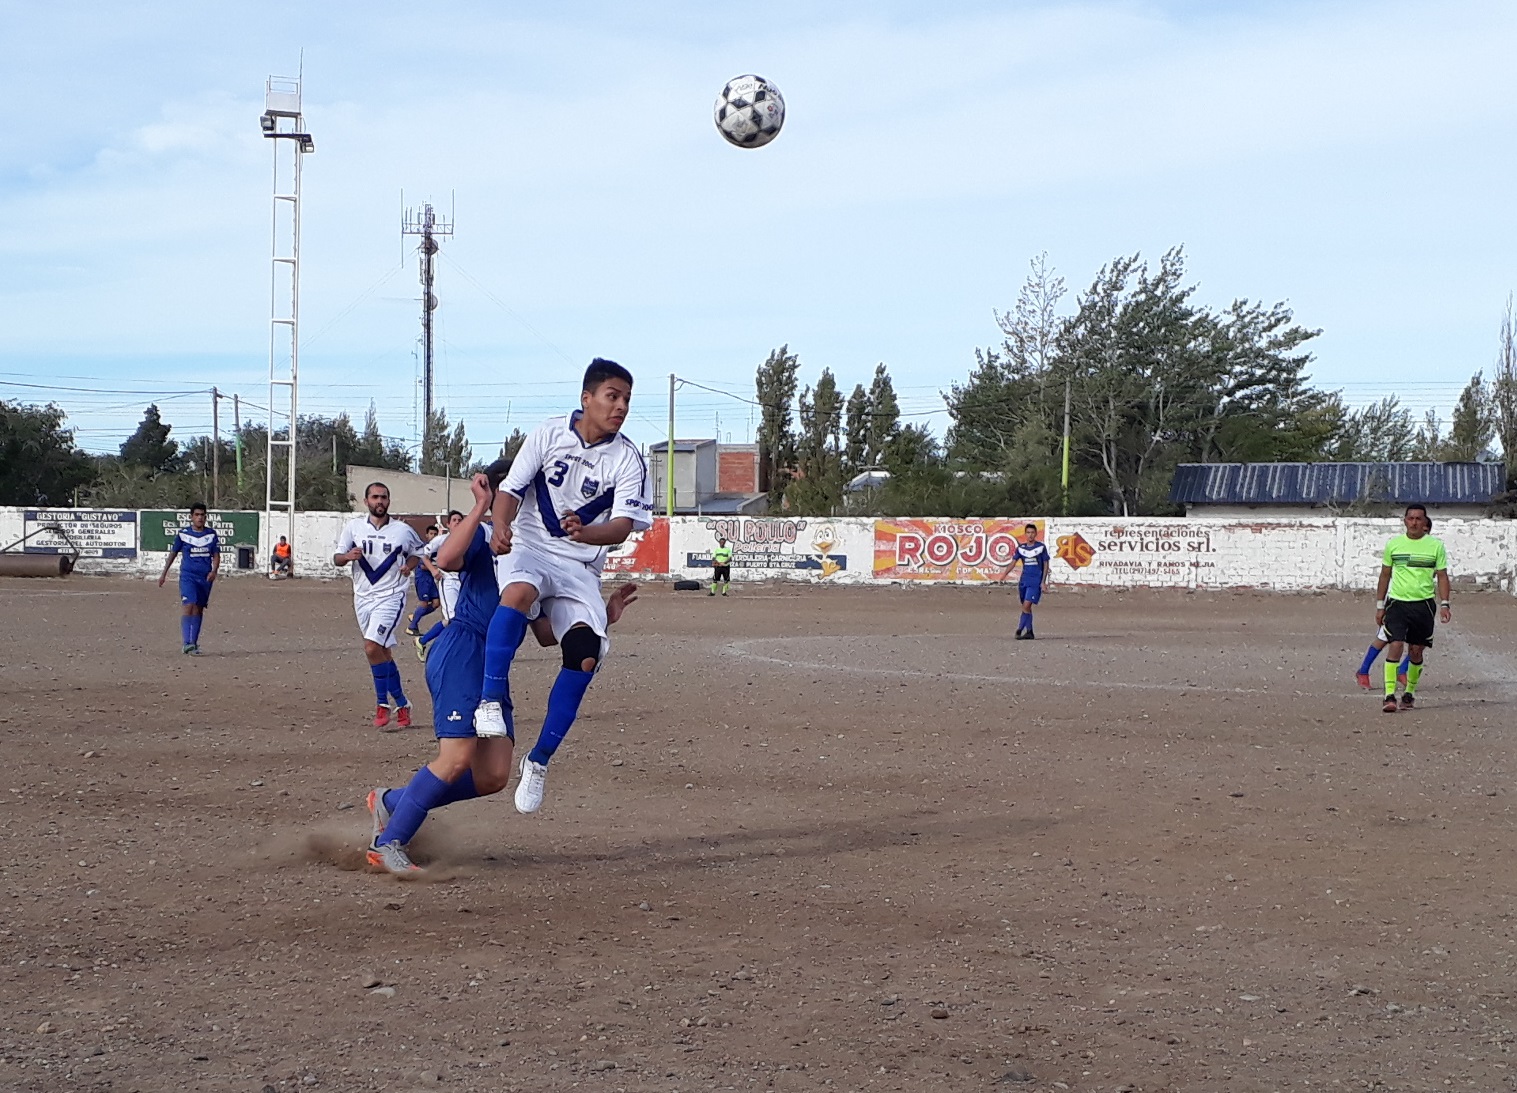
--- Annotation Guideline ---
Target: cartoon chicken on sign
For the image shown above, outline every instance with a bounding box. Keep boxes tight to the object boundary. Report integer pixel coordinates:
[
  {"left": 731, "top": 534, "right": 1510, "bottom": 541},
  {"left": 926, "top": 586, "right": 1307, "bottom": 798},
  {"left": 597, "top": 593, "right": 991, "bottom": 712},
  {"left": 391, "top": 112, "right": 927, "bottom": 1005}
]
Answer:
[{"left": 812, "top": 524, "right": 843, "bottom": 579}]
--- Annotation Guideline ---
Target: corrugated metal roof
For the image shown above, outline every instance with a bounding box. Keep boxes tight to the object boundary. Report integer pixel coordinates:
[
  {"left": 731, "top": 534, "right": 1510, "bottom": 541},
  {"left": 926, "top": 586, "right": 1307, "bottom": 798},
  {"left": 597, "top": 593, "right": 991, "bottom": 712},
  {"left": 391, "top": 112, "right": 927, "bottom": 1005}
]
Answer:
[{"left": 1170, "top": 462, "right": 1505, "bottom": 505}]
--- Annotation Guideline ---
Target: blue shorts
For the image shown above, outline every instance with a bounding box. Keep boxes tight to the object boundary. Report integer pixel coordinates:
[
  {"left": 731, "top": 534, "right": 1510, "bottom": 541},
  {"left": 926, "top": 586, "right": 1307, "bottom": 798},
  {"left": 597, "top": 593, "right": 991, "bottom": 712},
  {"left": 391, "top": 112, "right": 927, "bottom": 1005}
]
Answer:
[
  {"left": 424, "top": 626, "right": 501, "bottom": 739},
  {"left": 414, "top": 570, "right": 439, "bottom": 602},
  {"left": 180, "top": 574, "right": 213, "bottom": 608},
  {"left": 1018, "top": 579, "right": 1043, "bottom": 606}
]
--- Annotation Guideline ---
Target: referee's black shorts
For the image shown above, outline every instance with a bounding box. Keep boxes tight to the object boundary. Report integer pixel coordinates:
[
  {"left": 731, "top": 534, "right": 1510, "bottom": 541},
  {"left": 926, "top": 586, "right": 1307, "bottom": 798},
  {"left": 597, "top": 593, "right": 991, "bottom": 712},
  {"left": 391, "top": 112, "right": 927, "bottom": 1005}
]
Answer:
[
  {"left": 1383, "top": 597, "right": 1436, "bottom": 647},
  {"left": 713, "top": 564, "right": 731, "bottom": 583}
]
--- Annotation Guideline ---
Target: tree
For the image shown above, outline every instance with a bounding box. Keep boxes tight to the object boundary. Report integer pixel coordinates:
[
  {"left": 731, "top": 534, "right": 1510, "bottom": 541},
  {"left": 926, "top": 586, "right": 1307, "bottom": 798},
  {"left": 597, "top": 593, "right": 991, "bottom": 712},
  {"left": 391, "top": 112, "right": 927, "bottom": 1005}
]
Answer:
[
  {"left": 0, "top": 400, "right": 97, "bottom": 505},
  {"left": 754, "top": 346, "right": 799, "bottom": 507},
  {"left": 790, "top": 367, "right": 844, "bottom": 514},
  {"left": 1494, "top": 296, "right": 1517, "bottom": 485},
  {"left": 947, "top": 254, "right": 1066, "bottom": 470},
  {"left": 351, "top": 402, "right": 412, "bottom": 471},
  {"left": 1060, "top": 250, "right": 1210, "bottom": 515},
  {"left": 119, "top": 404, "right": 180, "bottom": 474},
  {"left": 843, "top": 384, "right": 870, "bottom": 476},
  {"left": 1332, "top": 396, "right": 1418, "bottom": 461},
  {"left": 420, "top": 407, "right": 471, "bottom": 478},
  {"left": 864, "top": 363, "right": 900, "bottom": 466},
  {"left": 1445, "top": 372, "right": 1498, "bottom": 461}
]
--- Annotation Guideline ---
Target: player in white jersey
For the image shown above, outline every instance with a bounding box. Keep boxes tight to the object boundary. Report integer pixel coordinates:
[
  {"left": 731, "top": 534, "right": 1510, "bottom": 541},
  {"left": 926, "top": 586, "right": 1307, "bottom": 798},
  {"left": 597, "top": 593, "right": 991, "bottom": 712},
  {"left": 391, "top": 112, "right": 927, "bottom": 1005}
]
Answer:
[
  {"left": 475, "top": 358, "right": 653, "bottom": 814},
  {"left": 333, "top": 482, "right": 426, "bottom": 729}
]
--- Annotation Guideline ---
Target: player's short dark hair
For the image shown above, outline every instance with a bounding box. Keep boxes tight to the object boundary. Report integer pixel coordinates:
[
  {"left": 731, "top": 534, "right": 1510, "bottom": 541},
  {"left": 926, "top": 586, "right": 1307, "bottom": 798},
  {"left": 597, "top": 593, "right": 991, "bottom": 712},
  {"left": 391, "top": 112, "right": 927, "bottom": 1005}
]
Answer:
[
  {"left": 365, "top": 482, "right": 389, "bottom": 498},
  {"left": 484, "top": 457, "right": 514, "bottom": 491},
  {"left": 1405, "top": 502, "right": 1428, "bottom": 518},
  {"left": 1024, "top": 523, "right": 1037, "bottom": 533},
  {"left": 424, "top": 524, "right": 439, "bottom": 533},
  {"left": 584, "top": 357, "right": 633, "bottom": 392},
  {"left": 446, "top": 509, "right": 464, "bottom": 520},
  {"left": 189, "top": 502, "right": 207, "bottom": 515}
]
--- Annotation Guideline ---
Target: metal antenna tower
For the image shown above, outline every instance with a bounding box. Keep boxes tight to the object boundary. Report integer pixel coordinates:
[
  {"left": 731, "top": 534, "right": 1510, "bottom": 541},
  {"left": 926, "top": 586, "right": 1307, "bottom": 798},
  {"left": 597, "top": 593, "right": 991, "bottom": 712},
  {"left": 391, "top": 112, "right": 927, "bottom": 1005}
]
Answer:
[
  {"left": 402, "top": 197, "right": 454, "bottom": 473},
  {"left": 260, "top": 73, "right": 314, "bottom": 568}
]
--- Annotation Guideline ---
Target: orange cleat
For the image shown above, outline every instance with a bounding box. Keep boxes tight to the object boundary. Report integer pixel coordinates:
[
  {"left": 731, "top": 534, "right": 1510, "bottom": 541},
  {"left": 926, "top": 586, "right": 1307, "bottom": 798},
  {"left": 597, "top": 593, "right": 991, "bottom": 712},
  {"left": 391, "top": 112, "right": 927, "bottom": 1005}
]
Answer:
[
  {"left": 373, "top": 705, "right": 391, "bottom": 729},
  {"left": 395, "top": 704, "right": 412, "bottom": 729}
]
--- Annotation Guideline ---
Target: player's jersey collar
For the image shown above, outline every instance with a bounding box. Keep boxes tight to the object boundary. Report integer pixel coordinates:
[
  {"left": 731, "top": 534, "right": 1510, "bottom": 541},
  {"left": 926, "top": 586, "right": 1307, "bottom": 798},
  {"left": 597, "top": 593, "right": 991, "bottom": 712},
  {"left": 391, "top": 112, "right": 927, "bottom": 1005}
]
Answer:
[{"left": 568, "top": 410, "right": 620, "bottom": 449}]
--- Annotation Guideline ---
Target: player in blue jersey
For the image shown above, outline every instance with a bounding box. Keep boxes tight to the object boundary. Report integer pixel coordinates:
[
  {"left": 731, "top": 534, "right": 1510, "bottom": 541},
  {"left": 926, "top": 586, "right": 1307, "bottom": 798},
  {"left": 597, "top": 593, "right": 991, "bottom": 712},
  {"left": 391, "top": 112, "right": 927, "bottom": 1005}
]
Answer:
[
  {"left": 157, "top": 503, "right": 221, "bottom": 655},
  {"left": 1008, "top": 523, "right": 1051, "bottom": 640},
  {"left": 476, "top": 358, "right": 653, "bottom": 815},
  {"left": 404, "top": 524, "right": 442, "bottom": 638},
  {"left": 364, "top": 465, "right": 639, "bottom": 874}
]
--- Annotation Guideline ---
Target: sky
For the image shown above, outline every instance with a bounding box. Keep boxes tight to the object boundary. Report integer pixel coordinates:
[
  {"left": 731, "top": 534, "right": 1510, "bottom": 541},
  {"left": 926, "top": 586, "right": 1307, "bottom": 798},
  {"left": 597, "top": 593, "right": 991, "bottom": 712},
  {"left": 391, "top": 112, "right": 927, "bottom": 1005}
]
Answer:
[{"left": 1, "top": 0, "right": 1515, "bottom": 459}]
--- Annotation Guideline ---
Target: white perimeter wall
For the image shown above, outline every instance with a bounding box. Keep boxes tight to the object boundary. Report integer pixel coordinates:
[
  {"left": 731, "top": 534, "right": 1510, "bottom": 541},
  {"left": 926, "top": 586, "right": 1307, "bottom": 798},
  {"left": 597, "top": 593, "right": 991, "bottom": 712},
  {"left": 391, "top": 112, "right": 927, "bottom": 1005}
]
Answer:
[{"left": 3, "top": 508, "right": 1514, "bottom": 592}]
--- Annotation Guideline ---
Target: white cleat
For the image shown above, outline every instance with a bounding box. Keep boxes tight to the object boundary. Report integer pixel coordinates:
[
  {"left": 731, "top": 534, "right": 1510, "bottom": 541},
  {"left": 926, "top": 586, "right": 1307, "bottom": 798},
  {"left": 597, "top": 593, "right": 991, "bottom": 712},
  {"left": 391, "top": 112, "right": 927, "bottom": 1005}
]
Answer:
[
  {"left": 474, "top": 701, "right": 509, "bottom": 738},
  {"left": 514, "top": 757, "right": 548, "bottom": 814}
]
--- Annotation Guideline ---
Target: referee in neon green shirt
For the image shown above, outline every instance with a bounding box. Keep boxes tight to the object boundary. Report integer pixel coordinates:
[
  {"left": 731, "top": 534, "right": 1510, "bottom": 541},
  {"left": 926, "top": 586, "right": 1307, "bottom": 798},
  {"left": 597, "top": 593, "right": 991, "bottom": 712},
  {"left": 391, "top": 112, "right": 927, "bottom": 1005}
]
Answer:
[
  {"left": 710, "top": 537, "right": 733, "bottom": 596},
  {"left": 1373, "top": 503, "right": 1451, "bottom": 713}
]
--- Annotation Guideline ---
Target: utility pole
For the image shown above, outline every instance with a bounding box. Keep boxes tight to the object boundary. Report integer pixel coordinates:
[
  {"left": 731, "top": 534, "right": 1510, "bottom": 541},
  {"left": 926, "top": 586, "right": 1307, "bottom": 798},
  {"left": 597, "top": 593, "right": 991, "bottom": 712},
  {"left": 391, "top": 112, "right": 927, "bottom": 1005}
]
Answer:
[
  {"left": 211, "top": 387, "right": 220, "bottom": 507},
  {"left": 232, "top": 394, "right": 244, "bottom": 489},
  {"left": 666, "top": 373, "right": 676, "bottom": 518},
  {"left": 402, "top": 196, "right": 454, "bottom": 474},
  {"left": 1061, "top": 375, "right": 1072, "bottom": 515}
]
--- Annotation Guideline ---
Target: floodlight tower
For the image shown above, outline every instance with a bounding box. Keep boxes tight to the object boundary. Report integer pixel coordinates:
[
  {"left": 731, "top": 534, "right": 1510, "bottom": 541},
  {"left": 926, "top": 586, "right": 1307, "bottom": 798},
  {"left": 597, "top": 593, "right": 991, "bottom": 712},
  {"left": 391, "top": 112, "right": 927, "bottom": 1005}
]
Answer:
[
  {"left": 402, "top": 198, "right": 453, "bottom": 473},
  {"left": 260, "top": 74, "right": 314, "bottom": 569}
]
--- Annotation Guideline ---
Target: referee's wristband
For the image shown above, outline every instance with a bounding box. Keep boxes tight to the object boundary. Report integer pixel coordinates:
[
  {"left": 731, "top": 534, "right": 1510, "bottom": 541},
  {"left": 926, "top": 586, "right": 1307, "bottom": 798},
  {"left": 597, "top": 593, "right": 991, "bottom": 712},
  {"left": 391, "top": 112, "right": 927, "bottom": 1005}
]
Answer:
[
  {"left": 1439, "top": 600, "right": 1450, "bottom": 607},
  {"left": 1374, "top": 599, "right": 1385, "bottom": 610}
]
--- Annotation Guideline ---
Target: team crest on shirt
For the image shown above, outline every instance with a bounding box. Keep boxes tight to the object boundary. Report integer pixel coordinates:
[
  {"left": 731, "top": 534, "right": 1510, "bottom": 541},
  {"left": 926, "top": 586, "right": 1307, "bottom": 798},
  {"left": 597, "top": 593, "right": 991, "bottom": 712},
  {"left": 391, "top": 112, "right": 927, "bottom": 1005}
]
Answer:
[{"left": 581, "top": 477, "right": 600, "bottom": 499}]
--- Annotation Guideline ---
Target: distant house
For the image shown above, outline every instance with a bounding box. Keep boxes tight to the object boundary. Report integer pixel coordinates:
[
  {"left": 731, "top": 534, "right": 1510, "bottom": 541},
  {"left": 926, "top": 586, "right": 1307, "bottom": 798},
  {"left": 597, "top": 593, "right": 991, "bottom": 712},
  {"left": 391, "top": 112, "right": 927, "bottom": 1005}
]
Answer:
[
  {"left": 1170, "top": 462, "right": 1505, "bottom": 518},
  {"left": 646, "top": 440, "right": 767, "bottom": 516}
]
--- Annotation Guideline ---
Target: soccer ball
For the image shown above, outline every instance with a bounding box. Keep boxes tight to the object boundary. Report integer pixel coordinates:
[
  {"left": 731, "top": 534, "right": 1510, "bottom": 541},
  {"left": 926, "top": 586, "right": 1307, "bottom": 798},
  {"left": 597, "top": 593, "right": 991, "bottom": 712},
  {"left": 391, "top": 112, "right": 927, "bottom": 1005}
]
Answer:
[{"left": 714, "top": 74, "right": 785, "bottom": 149}]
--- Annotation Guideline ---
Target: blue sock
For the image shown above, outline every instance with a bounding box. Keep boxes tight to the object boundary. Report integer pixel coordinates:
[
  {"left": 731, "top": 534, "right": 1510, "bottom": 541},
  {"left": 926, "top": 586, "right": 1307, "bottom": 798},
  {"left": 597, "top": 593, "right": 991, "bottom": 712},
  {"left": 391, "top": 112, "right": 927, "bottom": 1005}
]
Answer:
[
  {"left": 1398, "top": 655, "right": 1411, "bottom": 677},
  {"left": 382, "top": 770, "right": 478, "bottom": 817},
  {"left": 370, "top": 663, "right": 389, "bottom": 705},
  {"left": 180, "top": 616, "right": 193, "bottom": 646},
  {"left": 529, "top": 668, "right": 595, "bottom": 766},
  {"left": 1357, "top": 644, "right": 1381, "bottom": 676},
  {"left": 482, "top": 607, "right": 530, "bottom": 703},
  {"left": 422, "top": 621, "right": 446, "bottom": 646},
  {"left": 189, "top": 614, "right": 203, "bottom": 645},
  {"left": 409, "top": 604, "right": 431, "bottom": 631},
  {"left": 385, "top": 661, "right": 409, "bottom": 707},
  {"left": 437, "top": 769, "right": 479, "bottom": 807},
  {"left": 1019, "top": 612, "right": 1032, "bottom": 632},
  {"left": 379, "top": 765, "right": 451, "bottom": 846}
]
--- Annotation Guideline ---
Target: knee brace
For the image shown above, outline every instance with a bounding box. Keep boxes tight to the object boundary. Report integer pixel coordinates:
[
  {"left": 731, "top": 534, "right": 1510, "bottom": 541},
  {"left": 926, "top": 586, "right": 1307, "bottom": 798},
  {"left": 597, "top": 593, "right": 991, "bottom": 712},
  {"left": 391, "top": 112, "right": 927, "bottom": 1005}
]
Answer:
[{"left": 561, "top": 625, "right": 602, "bottom": 672}]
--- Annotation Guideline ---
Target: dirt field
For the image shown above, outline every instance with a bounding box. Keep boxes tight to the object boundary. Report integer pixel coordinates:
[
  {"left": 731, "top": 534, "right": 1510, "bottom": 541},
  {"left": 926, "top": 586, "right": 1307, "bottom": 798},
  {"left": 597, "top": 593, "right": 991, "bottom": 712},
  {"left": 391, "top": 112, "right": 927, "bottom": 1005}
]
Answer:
[{"left": 2, "top": 576, "right": 1516, "bottom": 1093}]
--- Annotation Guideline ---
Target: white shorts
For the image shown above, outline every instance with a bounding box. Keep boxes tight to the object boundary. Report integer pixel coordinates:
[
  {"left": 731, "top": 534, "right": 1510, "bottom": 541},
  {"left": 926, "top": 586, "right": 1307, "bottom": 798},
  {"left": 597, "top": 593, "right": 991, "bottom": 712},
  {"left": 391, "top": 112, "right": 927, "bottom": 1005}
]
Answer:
[
  {"left": 440, "top": 576, "right": 461, "bottom": 622},
  {"left": 495, "top": 550, "right": 607, "bottom": 643},
  {"left": 355, "top": 592, "right": 407, "bottom": 649},
  {"left": 1376, "top": 624, "right": 1390, "bottom": 643}
]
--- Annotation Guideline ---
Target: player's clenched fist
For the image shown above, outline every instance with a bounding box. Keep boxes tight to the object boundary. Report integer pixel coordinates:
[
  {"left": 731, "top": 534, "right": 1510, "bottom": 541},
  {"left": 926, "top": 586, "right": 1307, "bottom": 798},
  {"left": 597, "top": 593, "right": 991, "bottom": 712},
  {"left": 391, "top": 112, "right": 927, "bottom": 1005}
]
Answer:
[
  {"left": 560, "top": 511, "right": 585, "bottom": 540},
  {"left": 490, "top": 522, "right": 513, "bottom": 555}
]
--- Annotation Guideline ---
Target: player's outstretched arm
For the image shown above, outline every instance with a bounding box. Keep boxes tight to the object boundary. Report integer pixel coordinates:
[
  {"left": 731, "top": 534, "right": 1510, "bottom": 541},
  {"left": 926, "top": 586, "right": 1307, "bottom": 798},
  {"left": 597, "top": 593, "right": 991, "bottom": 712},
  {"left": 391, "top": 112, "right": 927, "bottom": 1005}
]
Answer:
[
  {"left": 436, "top": 474, "right": 493, "bottom": 571},
  {"left": 560, "top": 514, "right": 634, "bottom": 546}
]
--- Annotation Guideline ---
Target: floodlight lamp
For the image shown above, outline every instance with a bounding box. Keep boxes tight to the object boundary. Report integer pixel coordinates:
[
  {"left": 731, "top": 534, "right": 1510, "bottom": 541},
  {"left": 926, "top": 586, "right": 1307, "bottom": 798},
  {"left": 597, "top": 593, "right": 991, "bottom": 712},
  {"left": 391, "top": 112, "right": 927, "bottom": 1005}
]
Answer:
[
  {"left": 259, "top": 112, "right": 276, "bottom": 133},
  {"left": 298, "top": 134, "right": 315, "bottom": 154}
]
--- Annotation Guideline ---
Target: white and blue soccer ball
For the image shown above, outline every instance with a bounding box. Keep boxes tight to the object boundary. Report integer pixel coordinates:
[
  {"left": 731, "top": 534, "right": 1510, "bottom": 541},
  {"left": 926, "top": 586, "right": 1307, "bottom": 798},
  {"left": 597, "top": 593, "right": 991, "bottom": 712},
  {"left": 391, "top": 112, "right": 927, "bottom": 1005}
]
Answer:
[{"left": 714, "top": 74, "right": 785, "bottom": 149}]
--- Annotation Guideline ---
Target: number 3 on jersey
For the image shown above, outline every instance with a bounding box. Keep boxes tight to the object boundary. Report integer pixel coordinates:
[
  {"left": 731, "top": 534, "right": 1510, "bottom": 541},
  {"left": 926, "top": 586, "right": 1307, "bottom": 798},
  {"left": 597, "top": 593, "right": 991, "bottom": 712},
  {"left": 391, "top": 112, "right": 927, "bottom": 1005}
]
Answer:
[{"left": 546, "top": 460, "right": 569, "bottom": 487}]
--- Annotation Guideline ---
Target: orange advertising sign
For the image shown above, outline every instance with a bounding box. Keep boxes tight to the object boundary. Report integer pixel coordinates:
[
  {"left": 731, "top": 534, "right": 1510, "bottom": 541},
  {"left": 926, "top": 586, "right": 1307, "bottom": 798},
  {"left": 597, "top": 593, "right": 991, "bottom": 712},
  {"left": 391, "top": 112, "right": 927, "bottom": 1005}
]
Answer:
[
  {"left": 603, "top": 517, "right": 670, "bottom": 576},
  {"left": 873, "top": 518, "right": 1046, "bottom": 581}
]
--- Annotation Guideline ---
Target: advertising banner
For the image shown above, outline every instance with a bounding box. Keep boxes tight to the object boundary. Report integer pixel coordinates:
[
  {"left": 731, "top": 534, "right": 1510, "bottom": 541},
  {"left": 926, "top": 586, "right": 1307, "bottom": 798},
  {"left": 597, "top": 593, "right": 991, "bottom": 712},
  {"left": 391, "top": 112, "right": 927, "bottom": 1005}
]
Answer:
[
  {"left": 683, "top": 517, "right": 850, "bottom": 579},
  {"left": 873, "top": 518, "right": 1044, "bottom": 581},
  {"left": 22, "top": 509, "right": 138, "bottom": 558},
  {"left": 604, "top": 517, "right": 670, "bottom": 577},
  {"left": 140, "top": 510, "right": 261, "bottom": 552}
]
